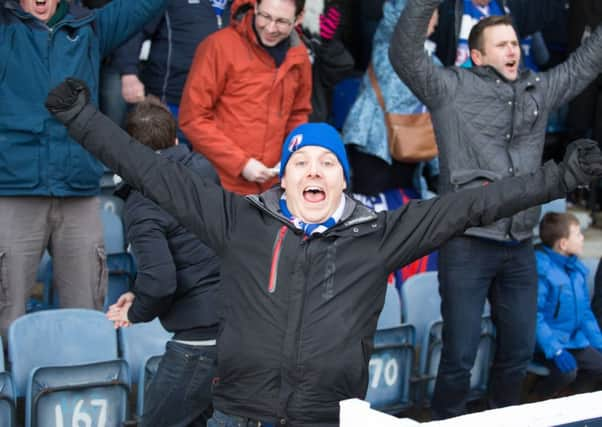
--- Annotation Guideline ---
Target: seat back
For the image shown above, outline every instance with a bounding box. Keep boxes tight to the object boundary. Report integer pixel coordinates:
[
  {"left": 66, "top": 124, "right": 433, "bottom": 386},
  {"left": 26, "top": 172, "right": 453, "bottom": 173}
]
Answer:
[
  {"left": 101, "top": 209, "right": 125, "bottom": 255},
  {"left": 136, "top": 354, "right": 162, "bottom": 417},
  {"left": 377, "top": 285, "right": 402, "bottom": 330},
  {"left": 417, "top": 316, "right": 495, "bottom": 406},
  {"left": 582, "top": 257, "right": 600, "bottom": 299},
  {"left": 99, "top": 194, "right": 125, "bottom": 219},
  {"left": 27, "top": 360, "right": 129, "bottom": 427},
  {"left": 0, "top": 372, "right": 16, "bottom": 427},
  {"left": 8, "top": 309, "right": 119, "bottom": 397},
  {"left": 118, "top": 318, "right": 172, "bottom": 384},
  {"left": 401, "top": 272, "right": 441, "bottom": 347},
  {"left": 104, "top": 252, "right": 136, "bottom": 311},
  {"left": 365, "top": 324, "right": 415, "bottom": 413}
]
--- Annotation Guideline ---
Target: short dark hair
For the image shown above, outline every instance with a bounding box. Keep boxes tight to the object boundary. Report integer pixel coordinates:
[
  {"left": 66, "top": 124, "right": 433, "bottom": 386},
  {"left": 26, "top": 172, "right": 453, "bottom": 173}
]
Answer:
[
  {"left": 257, "top": 0, "right": 305, "bottom": 16},
  {"left": 468, "top": 15, "right": 515, "bottom": 53},
  {"left": 125, "top": 97, "right": 177, "bottom": 151},
  {"left": 539, "top": 212, "right": 580, "bottom": 248}
]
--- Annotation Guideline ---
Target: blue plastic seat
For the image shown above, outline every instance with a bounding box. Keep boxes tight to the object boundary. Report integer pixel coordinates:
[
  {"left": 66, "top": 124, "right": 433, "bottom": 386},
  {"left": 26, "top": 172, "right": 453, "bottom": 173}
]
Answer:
[
  {"left": 365, "top": 324, "right": 415, "bottom": 413},
  {"left": 0, "top": 372, "right": 16, "bottom": 427},
  {"left": 401, "top": 272, "right": 494, "bottom": 406},
  {"left": 27, "top": 360, "right": 129, "bottom": 427},
  {"left": 8, "top": 309, "right": 120, "bottom": 398},
  {"left": 136, "top": 354, "right": 162, "bottom": 418},
  {"left": 376, "top": 285, "right": 403, "bottom": 330},
  {"left": 0, "top": 340, "right": 16, "bottom": 427},
  {"left": 118, "top": 318, "right": 172, "bottom": 385}
]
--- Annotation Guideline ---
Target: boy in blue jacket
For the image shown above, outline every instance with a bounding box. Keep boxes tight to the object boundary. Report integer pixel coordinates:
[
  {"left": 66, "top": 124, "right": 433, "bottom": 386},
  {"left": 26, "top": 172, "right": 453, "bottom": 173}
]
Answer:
[{"left": 534, "top": 212, "right": 602, "bottom": 398}]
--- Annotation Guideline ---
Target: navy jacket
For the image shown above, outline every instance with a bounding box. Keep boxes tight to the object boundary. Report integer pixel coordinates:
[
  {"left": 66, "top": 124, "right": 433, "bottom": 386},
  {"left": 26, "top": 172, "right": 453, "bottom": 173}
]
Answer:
[
  {"left": 0, "top": 0, "right": 166, "bottom": 197},
  {"left": 117, "top": 145, "right": 221, "bottom": 340},
  {"left": 114, "top": 0, "right": 231, "bottom": 105}
]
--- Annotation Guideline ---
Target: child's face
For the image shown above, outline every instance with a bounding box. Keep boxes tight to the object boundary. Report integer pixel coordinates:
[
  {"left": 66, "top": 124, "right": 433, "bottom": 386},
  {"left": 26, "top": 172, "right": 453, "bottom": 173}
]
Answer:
[{"left": 560, "top": 223, "right": 584, "bottom": 257}]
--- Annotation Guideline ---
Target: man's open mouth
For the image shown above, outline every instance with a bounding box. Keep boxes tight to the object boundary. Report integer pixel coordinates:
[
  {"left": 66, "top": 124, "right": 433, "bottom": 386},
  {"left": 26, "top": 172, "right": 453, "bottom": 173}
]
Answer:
[{"left": 303, "top": 186, "right": 326, "bottom": 203}]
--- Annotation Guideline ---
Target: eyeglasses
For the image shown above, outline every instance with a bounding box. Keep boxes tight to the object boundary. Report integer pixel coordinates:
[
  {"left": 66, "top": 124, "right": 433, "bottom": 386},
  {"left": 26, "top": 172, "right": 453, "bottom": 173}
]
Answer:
[{"left": 255, "top": 9, "right": 294, "bottom": 31}]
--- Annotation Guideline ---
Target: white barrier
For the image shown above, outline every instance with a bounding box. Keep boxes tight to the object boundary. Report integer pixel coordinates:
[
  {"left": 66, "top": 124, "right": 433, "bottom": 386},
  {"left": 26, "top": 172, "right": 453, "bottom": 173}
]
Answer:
[{"left": 340, "top": 391, "right": 602, "bottom": 427}]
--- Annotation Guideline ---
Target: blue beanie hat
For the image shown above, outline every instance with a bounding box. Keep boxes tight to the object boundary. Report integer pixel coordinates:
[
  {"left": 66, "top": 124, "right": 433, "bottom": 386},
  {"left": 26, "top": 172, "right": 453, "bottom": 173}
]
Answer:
[{"left": 279, "top": 123, "right": 351, "bottom": 184}]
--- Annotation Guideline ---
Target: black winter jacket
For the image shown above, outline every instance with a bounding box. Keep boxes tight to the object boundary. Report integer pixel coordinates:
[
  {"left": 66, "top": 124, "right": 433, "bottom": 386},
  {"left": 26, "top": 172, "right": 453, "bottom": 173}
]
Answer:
[
  {"left": 390, "top": 0, "right": 602, "bottom": 242},
  {"left": 116, "top": 145, "right": 221, "bottom": 340},
  {"left": 67, "top": 104, "right": 576, "bottom": 426}
]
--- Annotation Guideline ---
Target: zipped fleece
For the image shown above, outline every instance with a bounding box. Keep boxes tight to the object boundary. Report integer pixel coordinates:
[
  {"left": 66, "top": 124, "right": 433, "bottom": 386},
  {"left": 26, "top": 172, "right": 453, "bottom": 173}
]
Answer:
[
  {"left": 179, "top": 0, "right": 312, "bottom": 195},
  {"left": 389, "top": 0, "right": 602, "bottom": 242},
  {"left": 68, "top": 106, "right": 574, "bottom": 426},
  {"left": 0, "top": 0, "right": 167, "bottom": 196}
]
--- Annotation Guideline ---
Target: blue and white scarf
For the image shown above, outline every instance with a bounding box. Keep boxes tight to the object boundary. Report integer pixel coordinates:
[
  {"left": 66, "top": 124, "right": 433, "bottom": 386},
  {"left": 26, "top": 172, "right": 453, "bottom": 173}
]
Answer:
[{"left": 279, "top": 195, "right": 346, "bottom": 236}]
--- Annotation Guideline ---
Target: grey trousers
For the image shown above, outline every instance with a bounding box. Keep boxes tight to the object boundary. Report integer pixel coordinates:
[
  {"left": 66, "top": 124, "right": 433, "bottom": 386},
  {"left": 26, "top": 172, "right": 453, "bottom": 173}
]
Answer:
[{"left": 0, "top": 196, "right": 106, "bottom": 336}]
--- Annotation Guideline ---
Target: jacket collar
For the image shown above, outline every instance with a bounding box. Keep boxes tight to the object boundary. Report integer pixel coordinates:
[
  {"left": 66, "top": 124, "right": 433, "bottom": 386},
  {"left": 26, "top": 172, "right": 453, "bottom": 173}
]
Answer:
[
  {"left": 246, "top": 188, "right": 378, "bottom": 232},
  {"left": 469, "top": 64, "right": 533, "bottom": 83},
  {"left": 541, "top": 245, "right": 588, "bottom": 275}
]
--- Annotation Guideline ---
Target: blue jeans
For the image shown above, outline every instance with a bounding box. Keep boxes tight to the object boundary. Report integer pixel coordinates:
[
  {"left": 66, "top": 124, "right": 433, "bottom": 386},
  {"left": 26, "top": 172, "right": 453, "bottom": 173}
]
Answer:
[
  {"left": 141, "top": 341, "right": 217, "bottom": 427},
  {"left": 431, "top": 236, "right": 538, "bottom": 419},
  {"left": 207, "top": 410, "right": 275, "bottom": 427}
]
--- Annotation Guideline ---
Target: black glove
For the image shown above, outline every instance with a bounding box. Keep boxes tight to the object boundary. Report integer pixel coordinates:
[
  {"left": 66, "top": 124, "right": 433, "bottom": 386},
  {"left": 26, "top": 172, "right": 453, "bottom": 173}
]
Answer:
[
  {"left": 561, "top": 138, "right": 602, "bottom": 190},
  {"left": 45, "top": 78, "right": 91, "bottom": 126}
]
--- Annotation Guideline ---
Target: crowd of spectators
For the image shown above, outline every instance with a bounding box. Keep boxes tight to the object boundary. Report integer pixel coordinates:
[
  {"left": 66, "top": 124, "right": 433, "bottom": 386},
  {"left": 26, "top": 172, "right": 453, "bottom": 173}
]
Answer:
[{"left": 3, "top": 0, "right": 602, "bottom": 425}]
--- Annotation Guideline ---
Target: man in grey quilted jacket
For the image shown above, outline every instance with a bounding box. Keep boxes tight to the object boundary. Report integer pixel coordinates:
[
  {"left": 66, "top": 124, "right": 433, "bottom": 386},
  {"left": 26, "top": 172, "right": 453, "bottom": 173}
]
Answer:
[{"left": 389, "top": 0, "right": 602, "bottom": 419}]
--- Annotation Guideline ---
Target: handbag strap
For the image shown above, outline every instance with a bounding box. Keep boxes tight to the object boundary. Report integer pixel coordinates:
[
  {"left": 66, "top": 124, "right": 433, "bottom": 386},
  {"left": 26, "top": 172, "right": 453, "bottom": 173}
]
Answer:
[{"left": 367, "top": 64, "right": 388, "bottom": 113}]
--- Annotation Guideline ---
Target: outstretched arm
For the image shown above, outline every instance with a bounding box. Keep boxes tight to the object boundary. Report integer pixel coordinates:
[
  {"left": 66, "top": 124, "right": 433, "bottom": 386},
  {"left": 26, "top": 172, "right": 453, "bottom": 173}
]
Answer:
[
  {"left": 388, "top": 0, "right": 456, "bottom": 108},
  {"left": 380, "top": 141, "right": 602, "bottom": 272},
  {"left": 45, "top": 79, "right": 240, "bottom": 255},
  {"left": 542, "top": 23, "right": 602, "bottom": 110}
]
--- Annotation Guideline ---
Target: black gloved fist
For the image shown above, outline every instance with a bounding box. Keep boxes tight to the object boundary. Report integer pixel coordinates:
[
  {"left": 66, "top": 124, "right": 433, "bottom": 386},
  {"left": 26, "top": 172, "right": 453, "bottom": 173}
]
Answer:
[
  {"left": 45, "top": 78, "right": 91, "bottom": 126},
  {"left": 561, "top": 138, "right": 602, "bottom": 190}
]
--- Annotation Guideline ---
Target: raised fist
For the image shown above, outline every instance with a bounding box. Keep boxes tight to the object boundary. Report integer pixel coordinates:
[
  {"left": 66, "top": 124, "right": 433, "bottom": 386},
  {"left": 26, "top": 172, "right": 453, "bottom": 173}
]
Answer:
[{"left": 45, "top": 78, "right": 91, "bottom": 126}]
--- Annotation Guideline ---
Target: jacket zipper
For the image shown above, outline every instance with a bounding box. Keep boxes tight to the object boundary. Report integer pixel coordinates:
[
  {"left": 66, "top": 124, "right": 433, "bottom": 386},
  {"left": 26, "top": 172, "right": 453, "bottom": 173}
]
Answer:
[{"left": 268, "top": 226, "right": 288, "bottom": 293}]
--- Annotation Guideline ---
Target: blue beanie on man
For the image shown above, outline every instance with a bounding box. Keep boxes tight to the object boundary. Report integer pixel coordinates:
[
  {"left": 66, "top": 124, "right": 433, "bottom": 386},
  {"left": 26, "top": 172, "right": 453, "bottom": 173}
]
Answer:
[{"left": 279, "top": 123, "right": 351, "bottom": 185}]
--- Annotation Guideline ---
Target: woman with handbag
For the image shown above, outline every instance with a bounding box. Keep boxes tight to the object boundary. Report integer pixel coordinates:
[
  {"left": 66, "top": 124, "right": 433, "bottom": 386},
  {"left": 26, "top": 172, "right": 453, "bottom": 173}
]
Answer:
[{"left": 342, "top": 0, "right": 439, "bottom": 198}]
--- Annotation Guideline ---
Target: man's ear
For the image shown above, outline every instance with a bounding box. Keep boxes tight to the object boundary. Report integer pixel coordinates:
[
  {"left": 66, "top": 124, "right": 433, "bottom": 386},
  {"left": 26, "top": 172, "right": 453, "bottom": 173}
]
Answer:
[
  {"left": 174, "top": 137, "right": 179, "bottom": 146},
  {"left": 294, "top": 8, "right": 305, "bottom": 26},
  {"left": 470, "top": 49, "right": 483, "bottom": 66}
]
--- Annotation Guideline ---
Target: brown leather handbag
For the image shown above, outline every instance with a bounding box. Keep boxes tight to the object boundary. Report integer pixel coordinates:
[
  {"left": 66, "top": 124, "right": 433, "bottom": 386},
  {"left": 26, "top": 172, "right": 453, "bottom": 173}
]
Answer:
[{"left": 368, "top": 65, "right": 438, "bottom": 162}]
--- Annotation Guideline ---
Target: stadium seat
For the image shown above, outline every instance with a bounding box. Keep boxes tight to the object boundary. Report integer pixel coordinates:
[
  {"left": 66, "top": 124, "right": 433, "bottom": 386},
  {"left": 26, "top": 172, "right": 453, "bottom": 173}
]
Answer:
[
  {"left": 401, "top": 272, "right": 441, "bottom": 347},
  {"left": 118, "top": 318, "right": 172, "bottom": 385},
  {"left": 136, "top": 354, "right": 162, "bottom": 418},
  {"left": 377, "top": 285, "right": 402, "bottom": 330},
  {"left": 0, "top": 372, "right": 16, "bottom": 427},
  {"left": 365, "top": 324, "right": 415, "bottom": 414},
  {"left": 99, "top": 194, "right": 125, "bottom": 219},
  {"left": 401, "top": 272, "right": 494, "bottom": 406},
  {"left": 582, "top": 257, "right": 600, "bottom": 299},
  {"left": 27, "top": 360, "right": 129, "bottom": 427},
  {"left": 8, "top": 309, "right": 119, "bottom": 398},
  {"left": 0, "top": 339, "right": 15, "bottom": 427},
  {"left": 417, "top": 317, "right": 495, "bottom": 405}
]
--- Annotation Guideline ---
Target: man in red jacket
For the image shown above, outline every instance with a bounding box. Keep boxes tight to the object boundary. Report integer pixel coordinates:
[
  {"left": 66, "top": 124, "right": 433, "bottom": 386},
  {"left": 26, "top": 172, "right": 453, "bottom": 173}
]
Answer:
[{"left": 180, "top": 0, "right": 312, "bottom": 195}]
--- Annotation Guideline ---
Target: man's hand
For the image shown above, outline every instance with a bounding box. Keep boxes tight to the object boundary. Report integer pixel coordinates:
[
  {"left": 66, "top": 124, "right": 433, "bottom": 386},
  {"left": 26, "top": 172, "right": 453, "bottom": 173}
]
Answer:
[
  {"left": 121, "top": 74, "right": 145, "bottom": 104},
  {"left": 45, "top": 78, "right": 91, "bottom": 126},
  {"left": 241, "top": 158, "right": 278, "bottom": 184},
  {"left": 561, "top": 139, "right": 602, "bottom": 190},
  {"left": 106, "top": 291, "right": 135, "bottom": 329}
]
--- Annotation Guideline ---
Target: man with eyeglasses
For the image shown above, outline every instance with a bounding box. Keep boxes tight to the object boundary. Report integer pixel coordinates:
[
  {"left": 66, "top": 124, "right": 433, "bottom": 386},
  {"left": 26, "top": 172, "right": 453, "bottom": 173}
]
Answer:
[{"left": 179, "top": 0, "right": 312, "bottom": 196}]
